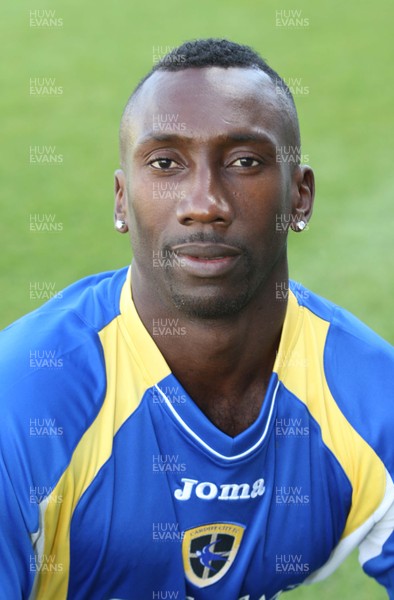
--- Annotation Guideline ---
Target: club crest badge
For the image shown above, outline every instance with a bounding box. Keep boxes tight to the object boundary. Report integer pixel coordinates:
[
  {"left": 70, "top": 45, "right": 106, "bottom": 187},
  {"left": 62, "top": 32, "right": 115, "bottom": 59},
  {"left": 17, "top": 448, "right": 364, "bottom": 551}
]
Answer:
[{"left": 182, "top": 523, "right": 245, "bottom": 587}]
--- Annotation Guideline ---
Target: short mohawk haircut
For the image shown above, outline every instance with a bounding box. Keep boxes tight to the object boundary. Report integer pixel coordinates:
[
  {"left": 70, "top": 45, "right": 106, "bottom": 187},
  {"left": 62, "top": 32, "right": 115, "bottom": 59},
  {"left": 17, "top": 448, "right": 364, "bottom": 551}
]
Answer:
[
  {"left": 120, "top": 38, "right": 300, "bottom": 165},
  {"left": 133, "top": 38, "right": 295, "bottom": 108}
]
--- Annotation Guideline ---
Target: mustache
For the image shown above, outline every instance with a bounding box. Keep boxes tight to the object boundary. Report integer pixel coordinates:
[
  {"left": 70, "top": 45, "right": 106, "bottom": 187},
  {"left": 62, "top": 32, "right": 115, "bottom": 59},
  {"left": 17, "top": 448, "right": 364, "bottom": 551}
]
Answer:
[{"left": 163, "top": 231, "right": 247, "bottom": 251}]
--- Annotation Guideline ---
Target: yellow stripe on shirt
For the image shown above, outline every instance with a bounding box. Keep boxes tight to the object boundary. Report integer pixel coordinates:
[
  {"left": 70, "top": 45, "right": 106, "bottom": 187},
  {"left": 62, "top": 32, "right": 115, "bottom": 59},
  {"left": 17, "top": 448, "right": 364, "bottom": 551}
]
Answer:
[
  {"left": 274, "top": 293, "right": 386, "bottom": 538},
  {"left": 32, "top": 268, "right": 170, "bottom": 598}
]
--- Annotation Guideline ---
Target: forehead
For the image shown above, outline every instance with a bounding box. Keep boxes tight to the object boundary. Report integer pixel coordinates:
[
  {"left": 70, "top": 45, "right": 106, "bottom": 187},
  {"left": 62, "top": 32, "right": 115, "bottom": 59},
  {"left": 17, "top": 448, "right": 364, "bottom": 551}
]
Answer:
[{"left": 126, "top": 67, "right": 288, "bottom": 146}]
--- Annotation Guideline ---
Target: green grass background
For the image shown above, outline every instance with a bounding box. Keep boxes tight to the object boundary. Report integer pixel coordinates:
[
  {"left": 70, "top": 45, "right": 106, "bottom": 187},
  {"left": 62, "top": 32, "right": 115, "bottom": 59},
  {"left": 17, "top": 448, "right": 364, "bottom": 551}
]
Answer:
[{"left": 1, "top": 0, "right": 393, "bottom": 597}]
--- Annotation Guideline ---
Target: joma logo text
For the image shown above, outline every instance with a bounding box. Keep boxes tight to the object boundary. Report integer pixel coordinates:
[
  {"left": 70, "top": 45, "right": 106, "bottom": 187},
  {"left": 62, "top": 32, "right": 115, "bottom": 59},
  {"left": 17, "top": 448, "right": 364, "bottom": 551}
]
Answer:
[{"left": 174, "top": 477, "right": 266, "bottom": 501}]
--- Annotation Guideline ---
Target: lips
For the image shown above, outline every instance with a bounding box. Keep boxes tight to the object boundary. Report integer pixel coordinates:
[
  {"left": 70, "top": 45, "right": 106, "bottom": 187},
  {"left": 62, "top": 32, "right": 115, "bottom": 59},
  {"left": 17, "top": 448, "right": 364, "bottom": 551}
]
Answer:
[
  {"left": 170, "top": 243, "right": 242, "bottom": 278},
  {"left": 171, "top": 243, "right": 241, "bottom": 259}
]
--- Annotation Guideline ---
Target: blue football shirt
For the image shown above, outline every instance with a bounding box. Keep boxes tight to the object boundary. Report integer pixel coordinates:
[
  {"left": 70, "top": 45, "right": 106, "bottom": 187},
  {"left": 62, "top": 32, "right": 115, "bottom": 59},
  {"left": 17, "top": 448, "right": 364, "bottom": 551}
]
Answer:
[{"left": 1, "top": 266, "right": 394, "bottom": 599}]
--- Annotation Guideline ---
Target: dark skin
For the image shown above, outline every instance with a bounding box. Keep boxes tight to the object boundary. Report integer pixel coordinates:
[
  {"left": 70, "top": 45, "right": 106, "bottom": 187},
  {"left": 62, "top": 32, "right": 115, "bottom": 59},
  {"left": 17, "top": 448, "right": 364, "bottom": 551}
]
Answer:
[{"left": 114, "top": 67, "right": 315, "bottom": 437}]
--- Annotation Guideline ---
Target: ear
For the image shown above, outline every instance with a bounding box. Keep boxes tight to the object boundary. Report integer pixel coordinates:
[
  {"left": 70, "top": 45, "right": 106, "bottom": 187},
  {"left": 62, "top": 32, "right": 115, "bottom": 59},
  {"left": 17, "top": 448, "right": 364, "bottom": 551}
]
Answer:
[
  {"left": 114, "top": 169, "right": 129, "bottom": 233},
  {"left": 290, "top": 165, "right": 315, "bottom": 232}
]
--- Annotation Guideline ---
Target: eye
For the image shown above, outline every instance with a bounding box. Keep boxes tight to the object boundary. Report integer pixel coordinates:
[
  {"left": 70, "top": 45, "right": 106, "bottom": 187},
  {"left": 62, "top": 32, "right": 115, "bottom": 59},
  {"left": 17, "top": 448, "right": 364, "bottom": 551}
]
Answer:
[
  {"left": 149, "top": 158, "right": 179, "bottom": 170},
  {"left": 230, "top": 157, "right": 261, "bottom": 168}
]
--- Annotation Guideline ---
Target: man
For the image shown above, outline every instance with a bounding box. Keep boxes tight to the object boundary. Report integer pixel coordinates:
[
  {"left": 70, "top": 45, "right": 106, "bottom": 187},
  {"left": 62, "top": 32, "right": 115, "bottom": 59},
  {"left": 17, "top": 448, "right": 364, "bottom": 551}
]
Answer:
[{"left": 1, "top": 39, "right": 393, "bottom": 600}]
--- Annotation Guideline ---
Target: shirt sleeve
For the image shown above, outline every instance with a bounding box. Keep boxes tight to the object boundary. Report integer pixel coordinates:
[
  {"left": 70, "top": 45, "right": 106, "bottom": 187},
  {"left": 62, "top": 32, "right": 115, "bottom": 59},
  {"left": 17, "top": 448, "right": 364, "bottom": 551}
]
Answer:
[
  {"left": 359, "top": 497, "right": 394, "bottom": 599},
  {"left": 0, "top": 446, "right": 35, "bottom": 598}
]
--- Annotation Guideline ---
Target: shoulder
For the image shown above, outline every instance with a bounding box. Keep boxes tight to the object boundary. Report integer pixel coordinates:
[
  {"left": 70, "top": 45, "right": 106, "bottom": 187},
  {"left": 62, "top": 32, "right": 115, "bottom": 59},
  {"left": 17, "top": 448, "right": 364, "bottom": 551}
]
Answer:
[
  {"left": 0, "top": 267, "right": 129, "bottom": 394},
  {"left": 1, "top": 267, "right": 128, "bottom": 369},
  {"left": 291, "top": 280, "right": 394, "bottom": 471},
  {"left": 289, "top": 280, "right": 394, "bottom": 371},
  {"left": 0, "top": 267, "right": 129, "bottom": 432},
  {"left": 0, "top": 267, "right": 129, "bottom": 494}
]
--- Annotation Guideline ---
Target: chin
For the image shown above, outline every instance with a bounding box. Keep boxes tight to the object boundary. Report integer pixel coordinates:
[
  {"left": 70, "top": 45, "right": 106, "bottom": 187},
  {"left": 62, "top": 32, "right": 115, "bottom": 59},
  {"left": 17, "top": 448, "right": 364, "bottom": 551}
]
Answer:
[{"left": 170, "top": 289, "right": 251, "bottom": 320}]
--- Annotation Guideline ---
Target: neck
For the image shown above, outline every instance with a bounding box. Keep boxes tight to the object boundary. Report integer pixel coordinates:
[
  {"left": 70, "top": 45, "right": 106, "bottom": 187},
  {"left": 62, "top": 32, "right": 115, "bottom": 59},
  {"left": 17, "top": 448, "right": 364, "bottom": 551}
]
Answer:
[{"left": 131, "top": 260, "right": 288, "bottom": 435}]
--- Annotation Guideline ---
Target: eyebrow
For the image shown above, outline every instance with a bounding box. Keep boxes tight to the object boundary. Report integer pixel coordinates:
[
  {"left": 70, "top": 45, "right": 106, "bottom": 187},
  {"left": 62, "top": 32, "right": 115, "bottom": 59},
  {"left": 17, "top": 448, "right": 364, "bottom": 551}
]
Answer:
[{"left": 136, "top": 131, "right": 277, "bottom": 148}]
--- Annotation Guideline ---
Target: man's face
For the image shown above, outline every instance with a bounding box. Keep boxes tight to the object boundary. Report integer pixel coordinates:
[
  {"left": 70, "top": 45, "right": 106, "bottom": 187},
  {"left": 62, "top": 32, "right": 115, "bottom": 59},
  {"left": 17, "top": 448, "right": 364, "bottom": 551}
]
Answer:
[{"left": 118, "top": 67, "right": 307, "bottom": 319}]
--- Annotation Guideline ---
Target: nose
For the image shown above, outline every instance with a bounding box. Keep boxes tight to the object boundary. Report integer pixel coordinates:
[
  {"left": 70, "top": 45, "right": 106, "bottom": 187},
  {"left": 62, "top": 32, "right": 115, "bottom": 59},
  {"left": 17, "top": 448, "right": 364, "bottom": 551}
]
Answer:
[{"left": 176, "top": 162, "right": 233, "bottom": 227}]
